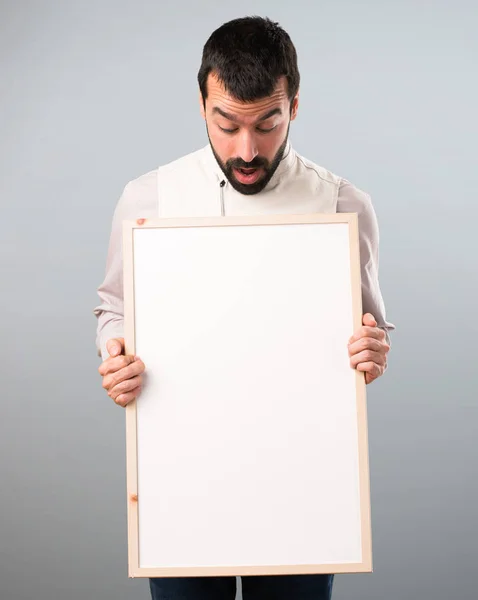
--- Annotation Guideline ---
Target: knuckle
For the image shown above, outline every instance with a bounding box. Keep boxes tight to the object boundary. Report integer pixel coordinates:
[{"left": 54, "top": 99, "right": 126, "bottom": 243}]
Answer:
[
  {"left": 122, "top": 360, "right": 134, "bottom": 374},
  {"left": 135, "top": 361, "right": 145, "bottom": 375},
  {"left": 361, "top": 338, "right": 370, "bottom": 351},
  {"left": 115, "top": 380, "right": 126, "bottom": 393},
  {"left": 116, "top": 391, "right": 128, "bottom": 403},
  {"left": 120, "top": 379, "right": 132, "bottom": 393},
  {"left": 121, "top": 377, "right": 136, "bottom": 393}
]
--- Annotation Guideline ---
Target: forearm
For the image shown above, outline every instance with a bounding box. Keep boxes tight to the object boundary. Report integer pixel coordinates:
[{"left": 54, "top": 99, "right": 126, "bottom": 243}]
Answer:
[{"left": 94, "top": 173, "right": 158, "bottom": 361}]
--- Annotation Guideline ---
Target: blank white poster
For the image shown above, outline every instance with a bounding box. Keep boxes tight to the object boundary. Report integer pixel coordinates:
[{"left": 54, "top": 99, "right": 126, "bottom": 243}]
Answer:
[{"left": 129, "top": 219, "right": 366, "bottom": 572}]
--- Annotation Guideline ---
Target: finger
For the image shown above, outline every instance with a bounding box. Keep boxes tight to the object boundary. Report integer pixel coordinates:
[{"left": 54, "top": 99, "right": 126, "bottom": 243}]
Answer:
[
  {"left": 350, "top": 350, "right": 386, "bottom": 369},
  {"left": 109, "top": 375, "right": 143, "bottom": 401},
  {"left": 362, "top": 313, "right": 377, "bottom": 327},
  {"left": 114, "top": 385, "right": 142, "bottom": 408},
  {"left": 348, "top": 337, "right": 388, "bottom": 357},
  {"left": 365, "top": 372, "right": 377, "bottom": 385},
  {"left": 107, "top": 337, "right": 125, "bottom": 358},
  {"left": 349, "top": 325, "right": 386, "bottom": 345},
  {"left": 99, "top": 354, "right": 137, "bottom": 378},
  {"left": 102, "top": 358, "right": 145, "bottom": 391},
  {"left": 356, "top": 361, "right": 382, "bottom": 380}
]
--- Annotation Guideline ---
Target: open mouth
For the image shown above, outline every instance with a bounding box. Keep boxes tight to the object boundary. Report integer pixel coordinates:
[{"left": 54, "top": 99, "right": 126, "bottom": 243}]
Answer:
[{"left": 233, "top": 167, "right": 263, "bottom": 184}]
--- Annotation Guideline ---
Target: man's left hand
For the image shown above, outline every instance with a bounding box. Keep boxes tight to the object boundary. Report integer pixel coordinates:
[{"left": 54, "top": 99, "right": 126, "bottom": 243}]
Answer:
[{"left": 348, "top": 313, "right": 390, "bottom": 384}]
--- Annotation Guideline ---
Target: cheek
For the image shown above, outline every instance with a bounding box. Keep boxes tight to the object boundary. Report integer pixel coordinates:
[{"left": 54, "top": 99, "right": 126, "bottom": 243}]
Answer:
[
  {"left": 259, "top": 127, "right": 287, "bottom": 157},
  {"left": 209, "top": 130, "right": 235, "bottom": 159}
]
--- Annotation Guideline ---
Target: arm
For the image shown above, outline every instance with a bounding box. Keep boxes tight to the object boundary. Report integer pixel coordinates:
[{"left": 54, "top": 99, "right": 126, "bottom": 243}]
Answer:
[
  {"left": 338, "top": 180, "right": 395, "bottom": 343},
  {"left": 337, "top": 180, "right": 395, "bottom": 382},
  {"left": 94, "top": 172, "right": 158, "bottom": 360},
  {"left": 93, "top": 188, "right": 128, "bottom": 362},
  {"left": 94, "top": 171, "right": 157, "bottom": 404}
]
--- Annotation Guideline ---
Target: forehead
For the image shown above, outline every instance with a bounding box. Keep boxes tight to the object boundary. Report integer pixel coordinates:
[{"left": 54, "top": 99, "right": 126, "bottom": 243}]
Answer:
[{"left": 206, "top": 73, "right": 288, "bottom": 121}]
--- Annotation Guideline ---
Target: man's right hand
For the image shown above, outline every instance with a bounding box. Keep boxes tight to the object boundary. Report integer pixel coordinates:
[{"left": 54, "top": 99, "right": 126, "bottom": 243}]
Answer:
[{"left": 98, "top": 338, "right": 145, "bottom": 407}]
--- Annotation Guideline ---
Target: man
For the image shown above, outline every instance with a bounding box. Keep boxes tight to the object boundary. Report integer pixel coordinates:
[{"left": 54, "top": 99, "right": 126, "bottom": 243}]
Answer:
[{"left": 94, "top": 15, "right": 394, "bottom": 600}]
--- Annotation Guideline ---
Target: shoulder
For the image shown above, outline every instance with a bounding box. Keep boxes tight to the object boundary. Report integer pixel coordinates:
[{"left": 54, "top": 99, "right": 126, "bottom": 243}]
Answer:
[
  {"left": 293, "top": 151, "right": 342, "bottom": 188},
  {"left": 114, "top": 147, "right": 208, "bottom": 220},
  {"left": 121, "top": 147, "right": 204, "bottom": 198},
  {"left": 113, "top": 148, "right": 208, "bottom": 219},
  {"left": 292, "top": 151, "right": 377, "bottom": 218},
  {"left": 294, "top": 159, "right": 374, "bottom": 215},
  {"left": 117, "top": 168, "right": 158, "bottom": 217},
  {"left": 294, "top": 150, "right": 379, "bottom": 235},
  {"left": 337, "top": 178, "right": 379, "bottom": 233},
  {"left": 294, "top": 149, "right": 374, "bottom": 210},
  {"left": 157, "top": 146, "right": 206, "bottom": 174},
  {"left": 336, "top": 178, "right": 375, "bottom": 216},
  {"left": 336, "top": 178, "right": 380, "bottom": 246}
]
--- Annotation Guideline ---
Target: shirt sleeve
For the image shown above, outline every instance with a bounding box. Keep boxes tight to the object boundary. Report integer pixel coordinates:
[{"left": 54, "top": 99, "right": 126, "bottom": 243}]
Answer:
[
  {"left": 337, "top": 179, "right": 396, "bottom": 345},
  {"left": 93, "top": 173, "right": 158, "bottom": 361}
]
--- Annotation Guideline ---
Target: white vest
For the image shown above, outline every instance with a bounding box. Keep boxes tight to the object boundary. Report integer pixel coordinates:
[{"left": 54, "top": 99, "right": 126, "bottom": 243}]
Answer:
[{"left": 156, "top": 143, "right": 341, "bottom": 218}]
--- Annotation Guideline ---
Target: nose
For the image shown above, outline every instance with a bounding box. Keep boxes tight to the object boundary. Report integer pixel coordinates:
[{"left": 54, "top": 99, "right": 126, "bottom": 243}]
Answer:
[{"left": 237, "top": 131, "right": 258, "bottom": 164}]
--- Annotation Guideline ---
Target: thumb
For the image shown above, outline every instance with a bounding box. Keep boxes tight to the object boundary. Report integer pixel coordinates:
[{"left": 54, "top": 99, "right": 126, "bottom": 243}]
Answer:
[
  {"left": 107, "top": 337, "right": 125, "bottom": 358},
  {"left": 363, "top": 313, "right": 377, "bottom": 327}
]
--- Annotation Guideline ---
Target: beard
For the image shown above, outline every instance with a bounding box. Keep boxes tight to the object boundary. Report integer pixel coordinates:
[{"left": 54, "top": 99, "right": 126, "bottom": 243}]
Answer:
[{"left": 207, "top": 124, "right": 290, "bottom": 195}]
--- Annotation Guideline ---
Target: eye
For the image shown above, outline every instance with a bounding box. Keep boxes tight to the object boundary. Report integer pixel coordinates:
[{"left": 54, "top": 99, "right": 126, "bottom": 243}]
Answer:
[
  {"left": 218, "top": 125, "right": 238, "bottom": 134},
  {"left": 256, "top": 125, "right": 277, "bottom": 134}
]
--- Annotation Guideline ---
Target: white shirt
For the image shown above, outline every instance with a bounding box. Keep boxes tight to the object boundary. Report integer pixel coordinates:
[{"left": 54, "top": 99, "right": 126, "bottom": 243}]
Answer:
[{"left": 94, "top": 143, "right": 395, "bottom": 360}]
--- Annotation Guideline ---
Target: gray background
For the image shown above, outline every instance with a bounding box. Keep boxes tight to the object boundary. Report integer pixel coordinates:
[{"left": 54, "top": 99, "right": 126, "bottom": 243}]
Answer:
[{"left": 1, "top": 0, "right": 476, "bottom": 599}]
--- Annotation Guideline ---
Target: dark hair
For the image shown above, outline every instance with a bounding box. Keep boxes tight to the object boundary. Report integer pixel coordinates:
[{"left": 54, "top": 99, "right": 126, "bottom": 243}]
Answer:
[{"left": 198, "top": 16, "right": 300, "bottom": 105}]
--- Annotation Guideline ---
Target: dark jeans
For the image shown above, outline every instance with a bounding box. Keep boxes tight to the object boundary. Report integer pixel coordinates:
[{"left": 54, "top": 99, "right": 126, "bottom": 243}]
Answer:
[{"left": 149, "top": 574, "right": 334, "bottom": 599}]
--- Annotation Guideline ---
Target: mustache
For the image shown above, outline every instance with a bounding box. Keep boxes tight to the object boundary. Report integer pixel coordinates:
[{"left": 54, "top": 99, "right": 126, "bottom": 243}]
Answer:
[{"left": 227, "top": 157, "right": 269, "bottom": 169}]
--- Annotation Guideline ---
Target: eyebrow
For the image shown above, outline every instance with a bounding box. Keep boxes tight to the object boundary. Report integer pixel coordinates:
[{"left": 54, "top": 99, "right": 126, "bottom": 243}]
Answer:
[{"left": 212, "top": 107, "right": 282, "bottom": 123}]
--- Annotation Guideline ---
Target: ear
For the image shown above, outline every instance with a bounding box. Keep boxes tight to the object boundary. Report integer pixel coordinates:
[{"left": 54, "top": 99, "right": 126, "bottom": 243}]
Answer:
[
  {"left": 290, "top": 91, "right": 299, "bottom": 121},
  {"left": 199, "top": 89, "right": 206, "bottom": 119}
]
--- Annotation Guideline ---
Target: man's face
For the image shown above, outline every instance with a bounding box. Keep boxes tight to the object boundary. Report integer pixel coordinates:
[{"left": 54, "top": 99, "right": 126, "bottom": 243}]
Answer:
[{"left": 200, "top": 74, "right": 299, "bottom": 195}]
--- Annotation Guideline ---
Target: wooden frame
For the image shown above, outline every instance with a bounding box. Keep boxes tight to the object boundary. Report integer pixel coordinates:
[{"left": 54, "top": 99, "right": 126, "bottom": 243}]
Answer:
[{"left": 123, "top": 214, "right": 371, "bottom": 578}]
